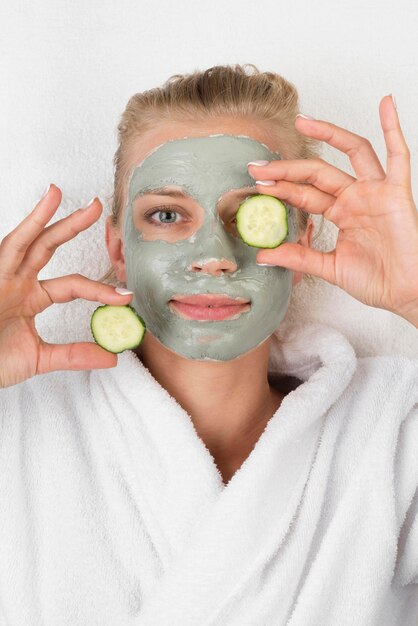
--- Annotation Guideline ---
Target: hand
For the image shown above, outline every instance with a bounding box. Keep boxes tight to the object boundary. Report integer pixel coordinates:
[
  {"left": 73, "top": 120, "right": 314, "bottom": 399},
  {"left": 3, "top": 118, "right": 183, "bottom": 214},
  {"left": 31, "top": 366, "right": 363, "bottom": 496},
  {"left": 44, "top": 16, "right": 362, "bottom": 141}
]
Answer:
[
  {"left": 0, "top": 185, "right": 134, "bottom": 389},
  {"left": 249, "top": 95, "right": 418, "bottom": 326}
]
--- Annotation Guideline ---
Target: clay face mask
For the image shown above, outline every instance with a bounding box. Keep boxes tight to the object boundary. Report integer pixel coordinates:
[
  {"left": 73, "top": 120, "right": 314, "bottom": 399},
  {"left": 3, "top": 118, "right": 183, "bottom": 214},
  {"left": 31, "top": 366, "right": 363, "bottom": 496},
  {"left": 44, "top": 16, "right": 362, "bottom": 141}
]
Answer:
[{"left": 123, "top": 135, "right": 298, "bottom": 361}]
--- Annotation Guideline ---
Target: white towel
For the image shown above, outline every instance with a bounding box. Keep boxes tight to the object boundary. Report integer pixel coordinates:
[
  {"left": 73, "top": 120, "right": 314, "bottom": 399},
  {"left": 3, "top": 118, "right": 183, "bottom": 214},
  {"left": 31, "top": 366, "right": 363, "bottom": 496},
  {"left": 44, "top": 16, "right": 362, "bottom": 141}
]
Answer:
[{"left": 0, "top": 320, "right": 417, "bottom": 625}]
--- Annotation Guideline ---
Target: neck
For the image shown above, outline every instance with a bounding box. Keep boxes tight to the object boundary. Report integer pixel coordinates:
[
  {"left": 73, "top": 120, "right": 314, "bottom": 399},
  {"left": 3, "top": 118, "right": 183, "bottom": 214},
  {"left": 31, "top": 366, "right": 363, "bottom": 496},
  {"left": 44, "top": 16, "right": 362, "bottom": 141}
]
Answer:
[{"left": 134, "top": 332, "right": 284, "bottom": 471}]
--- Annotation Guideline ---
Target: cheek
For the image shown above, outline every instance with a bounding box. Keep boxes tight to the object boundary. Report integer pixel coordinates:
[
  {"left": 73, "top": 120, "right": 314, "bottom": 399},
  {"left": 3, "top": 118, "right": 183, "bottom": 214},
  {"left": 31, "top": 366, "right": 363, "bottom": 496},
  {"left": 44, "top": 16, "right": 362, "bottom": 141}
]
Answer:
[
  {"left": 125, "top": 241, "right": 184, "bottom": 292},
  {"left": 248, "top": 267, "right": 292, "bottom": 301}
]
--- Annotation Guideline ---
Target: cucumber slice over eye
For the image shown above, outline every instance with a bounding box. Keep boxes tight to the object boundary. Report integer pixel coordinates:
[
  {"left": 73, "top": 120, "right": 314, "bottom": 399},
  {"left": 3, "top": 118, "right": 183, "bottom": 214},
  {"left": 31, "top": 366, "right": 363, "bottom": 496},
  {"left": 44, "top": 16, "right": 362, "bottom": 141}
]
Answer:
[
  {"left": 236, "top": 194, "right": 288, "bottom": 248},
  {"left": 90, "top": 304, "right": 146, "bottom": 354}
]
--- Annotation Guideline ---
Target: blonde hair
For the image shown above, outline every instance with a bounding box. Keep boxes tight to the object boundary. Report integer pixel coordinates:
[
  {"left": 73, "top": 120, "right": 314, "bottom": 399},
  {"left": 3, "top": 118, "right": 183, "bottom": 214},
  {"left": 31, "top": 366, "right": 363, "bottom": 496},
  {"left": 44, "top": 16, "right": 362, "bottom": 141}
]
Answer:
[{"left": 100, "top": 64, "right": 324, "bottom": 284}]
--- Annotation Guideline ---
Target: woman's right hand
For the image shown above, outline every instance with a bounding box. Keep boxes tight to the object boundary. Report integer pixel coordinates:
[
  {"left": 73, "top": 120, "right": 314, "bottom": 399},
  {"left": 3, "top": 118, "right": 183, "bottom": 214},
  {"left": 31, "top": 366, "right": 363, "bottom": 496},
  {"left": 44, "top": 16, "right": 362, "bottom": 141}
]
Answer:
[{"left": 0, "top": 184, "right": 134, "bottom": 389}]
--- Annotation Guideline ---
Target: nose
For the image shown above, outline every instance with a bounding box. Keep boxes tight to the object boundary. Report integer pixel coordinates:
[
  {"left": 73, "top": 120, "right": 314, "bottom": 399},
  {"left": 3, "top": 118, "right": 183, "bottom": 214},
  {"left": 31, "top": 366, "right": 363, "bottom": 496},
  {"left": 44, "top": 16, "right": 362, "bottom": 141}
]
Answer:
[
  {"left": 188, "top": 218, "right": 239, "bottom": 276},
  {"left": 190, "top": 258, "right": 238, "bottom": 276}
]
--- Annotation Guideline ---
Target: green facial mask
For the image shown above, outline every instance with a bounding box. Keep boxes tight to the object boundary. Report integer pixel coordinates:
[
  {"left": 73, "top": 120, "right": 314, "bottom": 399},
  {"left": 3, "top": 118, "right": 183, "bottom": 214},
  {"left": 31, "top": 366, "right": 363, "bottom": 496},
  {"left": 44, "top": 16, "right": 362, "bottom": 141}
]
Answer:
[{"left": 123, "top": 135, "right": 298, "bottom": 361}]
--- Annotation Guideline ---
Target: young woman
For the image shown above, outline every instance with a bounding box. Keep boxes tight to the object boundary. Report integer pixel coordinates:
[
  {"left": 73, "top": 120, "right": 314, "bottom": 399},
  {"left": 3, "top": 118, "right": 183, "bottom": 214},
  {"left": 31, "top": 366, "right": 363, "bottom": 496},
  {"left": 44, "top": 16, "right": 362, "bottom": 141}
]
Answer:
[{"left": 0, "top": 65, "right": 417, "bottom": 625}]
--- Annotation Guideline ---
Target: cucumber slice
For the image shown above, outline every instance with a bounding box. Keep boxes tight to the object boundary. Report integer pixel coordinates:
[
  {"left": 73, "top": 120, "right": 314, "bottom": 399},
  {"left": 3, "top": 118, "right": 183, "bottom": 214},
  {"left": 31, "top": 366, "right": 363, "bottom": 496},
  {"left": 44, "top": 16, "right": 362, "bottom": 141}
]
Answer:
[
  {"left": 90, "top": 304, "right": 146, "bottom": 354},
  {"left": 236, "top": 194, "right": 288, "bottom": 248}
]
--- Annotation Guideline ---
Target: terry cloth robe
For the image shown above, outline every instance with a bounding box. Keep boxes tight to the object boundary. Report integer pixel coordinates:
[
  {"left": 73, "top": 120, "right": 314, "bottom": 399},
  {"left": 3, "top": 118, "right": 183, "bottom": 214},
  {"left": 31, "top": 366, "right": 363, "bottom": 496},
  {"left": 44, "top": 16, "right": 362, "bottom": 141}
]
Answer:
[{"left": 0, "top": 320, "right": 417, "bottom": 626}]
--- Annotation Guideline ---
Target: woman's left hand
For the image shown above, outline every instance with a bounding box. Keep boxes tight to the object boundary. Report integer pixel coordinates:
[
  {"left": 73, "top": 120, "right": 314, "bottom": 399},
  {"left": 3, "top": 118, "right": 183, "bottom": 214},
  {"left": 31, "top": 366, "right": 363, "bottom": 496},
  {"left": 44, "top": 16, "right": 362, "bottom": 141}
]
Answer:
[{"left": 248, "top": 95, "right": 418, "bottom": 326}]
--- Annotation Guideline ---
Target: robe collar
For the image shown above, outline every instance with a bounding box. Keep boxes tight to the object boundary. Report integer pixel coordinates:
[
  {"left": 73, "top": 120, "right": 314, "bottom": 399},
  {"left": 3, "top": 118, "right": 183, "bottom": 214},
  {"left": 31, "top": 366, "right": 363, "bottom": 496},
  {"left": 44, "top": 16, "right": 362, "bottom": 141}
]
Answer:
[{"left": 92, "top": 320, "right": 357, "bottom": 622}]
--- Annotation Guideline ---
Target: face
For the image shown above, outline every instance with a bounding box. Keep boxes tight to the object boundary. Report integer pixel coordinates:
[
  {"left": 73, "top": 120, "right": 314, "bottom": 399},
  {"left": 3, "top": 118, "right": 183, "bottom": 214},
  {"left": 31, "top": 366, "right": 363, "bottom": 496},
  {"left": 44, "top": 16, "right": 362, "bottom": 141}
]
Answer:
[{"left": 119, "top": 131, "right": 300, "bottom": 362}]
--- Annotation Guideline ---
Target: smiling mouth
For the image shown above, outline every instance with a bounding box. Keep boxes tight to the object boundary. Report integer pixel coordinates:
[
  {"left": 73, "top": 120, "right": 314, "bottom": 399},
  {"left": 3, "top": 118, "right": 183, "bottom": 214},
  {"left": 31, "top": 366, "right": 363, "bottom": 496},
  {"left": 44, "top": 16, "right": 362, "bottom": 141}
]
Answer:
[{"left": 168, "top": 295, "right": 251, "bottom": 321}]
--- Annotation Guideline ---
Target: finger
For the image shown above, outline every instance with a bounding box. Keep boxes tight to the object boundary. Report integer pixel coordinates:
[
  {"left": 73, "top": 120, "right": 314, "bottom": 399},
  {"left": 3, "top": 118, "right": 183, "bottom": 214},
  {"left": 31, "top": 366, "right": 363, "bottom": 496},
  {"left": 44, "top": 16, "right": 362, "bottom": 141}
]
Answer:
[
  {"left": 0, "top": 184, "right": 62, "bottom": 279},
  {"left": 37, "top": 274, "right": 134, "bottom": 313},
  {"left": 248, "top": 158, "right": 355, "bottom": 197},
  {"left": 256, "top": 242, "right": 337, "bottom": 285},
  {"left": 18, "top": 198, "right": 104, "bottom": 278},
  {"left": 379, "top": 94, "right": 411, "bottom": 187},
  {"left": 294, "top": 115, "right": 386, "bottom": 180},
  {"left": 255, "top": 180, "right": 336, "bottom": 216},
  {"left": 37, "top": 339, "right": 118, "bottom": 375}
]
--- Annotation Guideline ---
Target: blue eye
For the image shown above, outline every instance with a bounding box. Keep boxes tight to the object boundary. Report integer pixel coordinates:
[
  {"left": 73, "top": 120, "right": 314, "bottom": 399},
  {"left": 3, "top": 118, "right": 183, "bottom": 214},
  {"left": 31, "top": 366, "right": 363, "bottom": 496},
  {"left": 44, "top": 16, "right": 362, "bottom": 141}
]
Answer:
[
  {"left": 144, "top": 204, "right": 241, "bottom": 229},
  {"left": 146, "top": 207, "right": 182, "bottom": 227}
]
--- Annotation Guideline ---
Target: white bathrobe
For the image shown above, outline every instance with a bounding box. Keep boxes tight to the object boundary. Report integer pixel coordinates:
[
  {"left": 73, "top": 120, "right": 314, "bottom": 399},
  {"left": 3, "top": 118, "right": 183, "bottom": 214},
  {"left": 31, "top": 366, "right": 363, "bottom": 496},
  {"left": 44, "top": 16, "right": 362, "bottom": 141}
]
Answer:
[{"left": 0, "top": 320, "right": 417, "bottom": 625}]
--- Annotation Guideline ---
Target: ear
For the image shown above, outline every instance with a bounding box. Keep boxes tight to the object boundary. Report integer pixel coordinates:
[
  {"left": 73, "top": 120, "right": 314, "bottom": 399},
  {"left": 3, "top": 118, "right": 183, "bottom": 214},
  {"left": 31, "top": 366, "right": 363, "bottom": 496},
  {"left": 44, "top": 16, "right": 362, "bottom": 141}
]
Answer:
[
  {"left": 105, "top": 216, "right": 127, "bottom": 283},
  {"left": 292, "top": 217, "right": 314, "bottom": 286}
]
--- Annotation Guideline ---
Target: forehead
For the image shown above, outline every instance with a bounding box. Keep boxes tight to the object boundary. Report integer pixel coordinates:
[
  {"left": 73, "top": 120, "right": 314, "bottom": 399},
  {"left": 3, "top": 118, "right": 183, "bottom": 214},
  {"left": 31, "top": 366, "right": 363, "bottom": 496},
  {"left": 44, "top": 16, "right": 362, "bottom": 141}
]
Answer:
[{"left": 127, "top": 135, "right": 281, "bottom": 204}]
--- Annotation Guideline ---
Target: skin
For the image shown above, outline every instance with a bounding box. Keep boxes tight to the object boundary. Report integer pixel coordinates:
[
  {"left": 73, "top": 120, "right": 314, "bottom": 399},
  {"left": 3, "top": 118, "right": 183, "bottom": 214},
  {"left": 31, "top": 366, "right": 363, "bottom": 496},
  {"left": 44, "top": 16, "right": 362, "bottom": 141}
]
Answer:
[
  {"left": 122, "top": 134, "right": 300, "bottom": 361},
  {"left": 256, "top": 97, "right": 418, "bottom": 325},
  {"left": 106, "top": 117, "right": 313, "bottom": 484},
  {"left": 1, "top": 94, "right": 415, "bottom": 481}
]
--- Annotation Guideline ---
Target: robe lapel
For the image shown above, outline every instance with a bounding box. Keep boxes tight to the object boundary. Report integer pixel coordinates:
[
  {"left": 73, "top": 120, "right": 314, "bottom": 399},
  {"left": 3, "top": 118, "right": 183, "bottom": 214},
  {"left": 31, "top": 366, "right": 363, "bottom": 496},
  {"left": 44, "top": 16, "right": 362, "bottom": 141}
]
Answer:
[
  {"left": 124, "top": 323, "right": 357, "bottom": 625},
  {"left": 96, "top": 350, "right": 225, "bottom": 569},
  {"left": 99, "top": 322, "right": 356, "bottom": 624}
]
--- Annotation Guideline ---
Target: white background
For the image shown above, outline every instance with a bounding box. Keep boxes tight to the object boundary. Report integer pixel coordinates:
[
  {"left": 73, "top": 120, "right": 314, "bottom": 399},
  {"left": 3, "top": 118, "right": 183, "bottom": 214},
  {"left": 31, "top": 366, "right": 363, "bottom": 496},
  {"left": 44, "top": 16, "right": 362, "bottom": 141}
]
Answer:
[{"left": 0, "top": 0, "right": 417, "bottom": 356}]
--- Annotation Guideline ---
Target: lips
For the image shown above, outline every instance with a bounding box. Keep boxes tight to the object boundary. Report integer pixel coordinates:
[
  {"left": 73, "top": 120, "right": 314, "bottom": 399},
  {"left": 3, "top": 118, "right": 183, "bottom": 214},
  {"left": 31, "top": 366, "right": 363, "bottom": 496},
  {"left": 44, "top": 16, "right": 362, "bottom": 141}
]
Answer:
[
  {"left": 171, "top": 294, "right": 250, "bottom": 307},
  {"left": 169, "top": 293, "right": 251, "bottom": 321}
]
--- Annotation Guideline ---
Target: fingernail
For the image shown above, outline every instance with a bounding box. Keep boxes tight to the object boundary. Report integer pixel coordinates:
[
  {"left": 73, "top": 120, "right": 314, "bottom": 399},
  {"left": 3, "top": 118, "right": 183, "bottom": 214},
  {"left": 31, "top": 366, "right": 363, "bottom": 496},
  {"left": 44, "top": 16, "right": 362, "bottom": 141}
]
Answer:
[
  {"left": 41, "top": 184, "right": 51, "bottom": 199},
  {"left": 256, "top": 262, "right": 276, "bottom": 267},
  {"left": 81, "top": 197, "right": 96, "bottom": 210},
  {"left": 247, "top": 160, "right": 270, "bottom": 167},
  {"left": 391, "top": 94, "right": 397, "bottom": 110},
  {"left": 295, "top": 113, "right": 316, "bottom": 120},
  {"left": 115, "top": 287, "right": 134, "bottom": 295},
  {"left": 255, "top": 180, "right": 275, "bottom": 186}
]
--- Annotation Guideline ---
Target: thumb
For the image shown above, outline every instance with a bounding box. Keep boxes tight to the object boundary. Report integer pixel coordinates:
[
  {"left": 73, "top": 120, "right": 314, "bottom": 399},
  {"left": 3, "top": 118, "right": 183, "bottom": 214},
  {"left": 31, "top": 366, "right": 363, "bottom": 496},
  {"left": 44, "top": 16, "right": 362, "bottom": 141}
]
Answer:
[
  {"left": 37, "top": 341, "right": 118, "bottom": 375},
  {"left": 256, "top": 243, "right": 337, "bottom": 285}
]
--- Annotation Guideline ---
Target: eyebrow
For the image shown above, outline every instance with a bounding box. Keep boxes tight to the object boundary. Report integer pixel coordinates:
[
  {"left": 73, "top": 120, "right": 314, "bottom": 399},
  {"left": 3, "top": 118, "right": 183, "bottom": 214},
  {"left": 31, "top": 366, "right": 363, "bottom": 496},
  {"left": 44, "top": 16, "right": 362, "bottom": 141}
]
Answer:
[{"left": 135, "top": 185, "right": 258, "bottom": 201}]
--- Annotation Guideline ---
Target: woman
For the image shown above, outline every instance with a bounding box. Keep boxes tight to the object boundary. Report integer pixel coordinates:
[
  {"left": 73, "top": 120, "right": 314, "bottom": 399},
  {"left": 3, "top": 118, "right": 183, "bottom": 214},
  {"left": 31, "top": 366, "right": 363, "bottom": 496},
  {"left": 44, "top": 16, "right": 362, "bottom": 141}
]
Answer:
[{"left": 0, "top": 65, "right": 417, "bottom": 625}]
